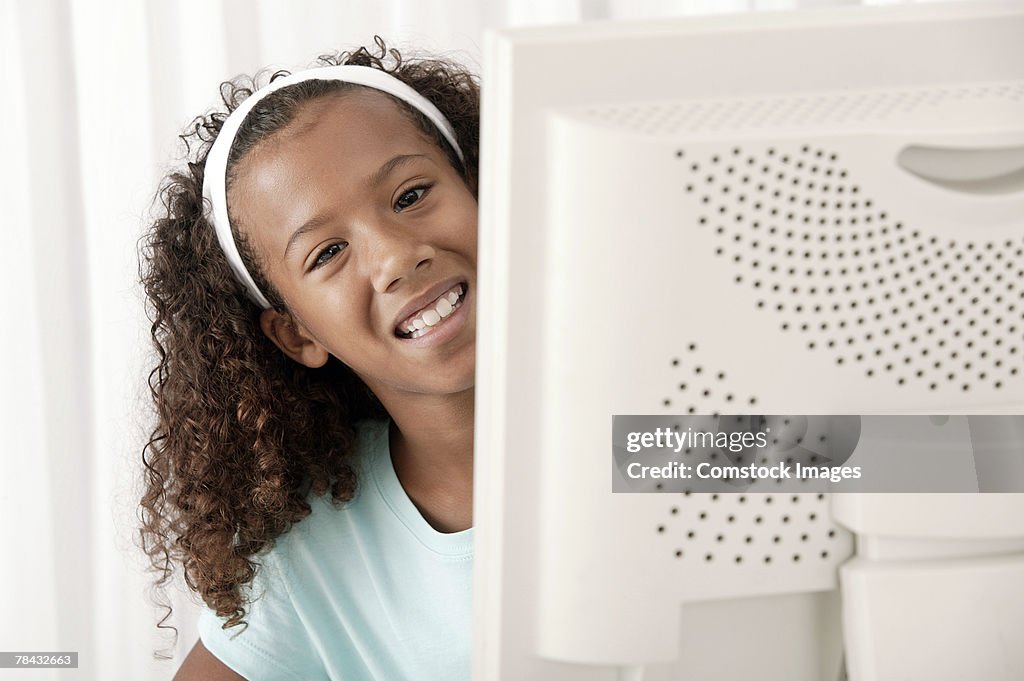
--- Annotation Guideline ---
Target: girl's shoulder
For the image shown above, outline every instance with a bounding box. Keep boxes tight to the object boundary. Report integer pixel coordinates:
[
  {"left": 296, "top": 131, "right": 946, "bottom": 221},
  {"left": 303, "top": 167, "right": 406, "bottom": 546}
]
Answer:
[{"left": 284, "top": 417, "right": 391, "bottom": 536}]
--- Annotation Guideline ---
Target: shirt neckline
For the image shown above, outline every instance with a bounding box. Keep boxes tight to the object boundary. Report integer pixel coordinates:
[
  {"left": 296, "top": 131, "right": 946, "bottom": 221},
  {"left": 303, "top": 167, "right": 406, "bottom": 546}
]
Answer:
[{"left": 367, "top": 420, "right": 474, "bottom": 557}]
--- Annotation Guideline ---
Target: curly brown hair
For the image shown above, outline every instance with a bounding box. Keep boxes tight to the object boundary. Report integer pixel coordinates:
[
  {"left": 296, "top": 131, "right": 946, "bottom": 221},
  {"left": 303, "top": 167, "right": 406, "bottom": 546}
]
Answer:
[{"left": 137, "top": 38, "right": 479, "bottom": 653}]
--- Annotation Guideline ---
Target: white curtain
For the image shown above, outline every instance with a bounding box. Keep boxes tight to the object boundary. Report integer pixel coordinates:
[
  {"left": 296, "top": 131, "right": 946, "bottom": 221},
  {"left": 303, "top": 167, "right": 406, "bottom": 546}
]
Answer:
[{"left": 0, "top": 0, "right": 958, "bottom": 679}]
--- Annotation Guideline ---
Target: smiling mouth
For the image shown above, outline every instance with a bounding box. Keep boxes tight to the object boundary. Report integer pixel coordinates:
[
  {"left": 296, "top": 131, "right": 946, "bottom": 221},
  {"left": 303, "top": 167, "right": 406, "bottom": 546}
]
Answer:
[{"left": 395, "top": 283, "right": 468, "bottom": 339}]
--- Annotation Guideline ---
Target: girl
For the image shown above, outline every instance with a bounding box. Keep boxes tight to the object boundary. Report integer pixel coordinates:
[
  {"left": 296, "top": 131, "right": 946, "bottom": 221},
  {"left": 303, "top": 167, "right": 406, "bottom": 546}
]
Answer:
[{"left": 139, "top": 39, "right": 479, "bottom": 681}]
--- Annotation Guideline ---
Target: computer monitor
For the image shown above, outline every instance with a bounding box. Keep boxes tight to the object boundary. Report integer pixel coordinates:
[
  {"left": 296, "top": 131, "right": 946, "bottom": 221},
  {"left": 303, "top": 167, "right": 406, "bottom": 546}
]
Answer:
[{"left": 474, "top": 3, "right": 1024, "bottom": 680}]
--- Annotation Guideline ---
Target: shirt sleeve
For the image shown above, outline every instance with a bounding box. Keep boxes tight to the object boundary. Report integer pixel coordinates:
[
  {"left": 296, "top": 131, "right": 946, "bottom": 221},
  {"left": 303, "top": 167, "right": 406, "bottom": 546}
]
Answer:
[{"left": 197, "top": 548, "right": 325, "bottom": 681}]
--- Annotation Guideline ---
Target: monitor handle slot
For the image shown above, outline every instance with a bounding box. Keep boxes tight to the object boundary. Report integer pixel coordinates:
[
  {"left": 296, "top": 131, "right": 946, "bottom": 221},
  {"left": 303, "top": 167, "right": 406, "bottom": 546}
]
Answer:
[{"left": 896, "top": 143, "right": 1024, "bottom": 195}]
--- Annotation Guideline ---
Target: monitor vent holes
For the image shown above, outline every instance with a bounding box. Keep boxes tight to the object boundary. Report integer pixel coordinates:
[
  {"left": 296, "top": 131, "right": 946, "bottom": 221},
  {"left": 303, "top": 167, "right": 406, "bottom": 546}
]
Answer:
[
  {"left": 666, "top": 344, "right": 758, "bottom": 414},
  {"left": 584, "top": 83, "right": 1024, "bottom": 135},
  {"left": 660, "top": 492, "right": 851, "bottom": 567},
  {"left": 675, "top": 144, "right": 1023, "bottom": 393}
]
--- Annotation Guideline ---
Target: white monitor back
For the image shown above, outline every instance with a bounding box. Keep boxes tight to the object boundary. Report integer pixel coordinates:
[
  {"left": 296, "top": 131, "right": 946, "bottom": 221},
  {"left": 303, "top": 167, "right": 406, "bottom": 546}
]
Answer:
[{"left": 474, "top": 4, "right": 1024, "bottom": 681}]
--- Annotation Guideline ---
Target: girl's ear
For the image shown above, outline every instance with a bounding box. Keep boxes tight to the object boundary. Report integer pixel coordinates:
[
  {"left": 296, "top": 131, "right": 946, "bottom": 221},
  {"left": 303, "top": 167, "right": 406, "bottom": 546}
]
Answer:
[{"left": 259, "top": 309, "right": 330, "bottom": 368}]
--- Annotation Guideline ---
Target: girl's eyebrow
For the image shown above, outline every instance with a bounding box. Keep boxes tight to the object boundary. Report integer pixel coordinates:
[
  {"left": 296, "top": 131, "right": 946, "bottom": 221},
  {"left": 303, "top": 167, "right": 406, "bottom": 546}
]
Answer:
[
  {"left": 283, "top": 210, "right": 338, "bottom": 261},
  {"left": 282, "top": 153, "right": 432, "bottom": 262},
  {"left": 365, "top": 153, "right": 431, "bottom": 189}
]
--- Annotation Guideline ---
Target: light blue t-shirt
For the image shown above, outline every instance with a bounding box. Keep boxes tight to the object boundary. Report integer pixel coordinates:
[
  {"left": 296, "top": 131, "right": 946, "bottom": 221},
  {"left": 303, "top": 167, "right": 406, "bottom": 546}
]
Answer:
[{"left": 198, "top": 420, "right": 473, "bottom": 681}]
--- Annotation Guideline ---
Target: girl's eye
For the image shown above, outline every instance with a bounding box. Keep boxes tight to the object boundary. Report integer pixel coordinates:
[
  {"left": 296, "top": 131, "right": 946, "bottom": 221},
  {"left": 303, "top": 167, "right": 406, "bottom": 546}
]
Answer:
[
  {"left": 394, "top": 185, "right": 431, "bottom": 212},
  {"left": 312, "top": 242, "right": 347, "bottom": 269}
]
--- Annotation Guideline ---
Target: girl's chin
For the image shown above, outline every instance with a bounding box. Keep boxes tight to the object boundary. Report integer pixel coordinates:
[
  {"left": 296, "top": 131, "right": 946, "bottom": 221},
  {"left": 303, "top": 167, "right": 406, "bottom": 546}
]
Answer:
[{"left": 359, "top": 370, "right": 476, "bottom": 402}]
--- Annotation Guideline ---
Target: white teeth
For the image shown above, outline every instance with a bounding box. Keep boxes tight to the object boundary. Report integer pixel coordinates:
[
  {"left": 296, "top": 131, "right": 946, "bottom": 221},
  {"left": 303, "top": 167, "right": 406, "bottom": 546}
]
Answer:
[{"left": 398, "top": 284, "right": 466, "bottom": 337}]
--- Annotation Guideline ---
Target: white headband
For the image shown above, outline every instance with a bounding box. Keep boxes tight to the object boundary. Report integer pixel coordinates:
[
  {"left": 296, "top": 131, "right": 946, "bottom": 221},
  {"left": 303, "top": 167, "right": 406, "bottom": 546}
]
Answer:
[{"left": 202, "top": 64, "right": 465, "bottom": 309}]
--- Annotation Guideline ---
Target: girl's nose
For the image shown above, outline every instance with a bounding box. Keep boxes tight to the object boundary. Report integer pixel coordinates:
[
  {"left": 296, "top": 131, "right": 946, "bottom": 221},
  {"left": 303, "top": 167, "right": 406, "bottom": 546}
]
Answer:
[{"left": 366, "top": 221, "right": 436, "bottom": 293}]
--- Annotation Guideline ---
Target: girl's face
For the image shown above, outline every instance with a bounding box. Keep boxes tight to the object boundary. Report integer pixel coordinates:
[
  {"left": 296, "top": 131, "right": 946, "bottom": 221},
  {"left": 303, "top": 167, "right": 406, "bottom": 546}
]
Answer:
[{"left": 228, "top": 89, "right": 477, "bottom": 399}]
